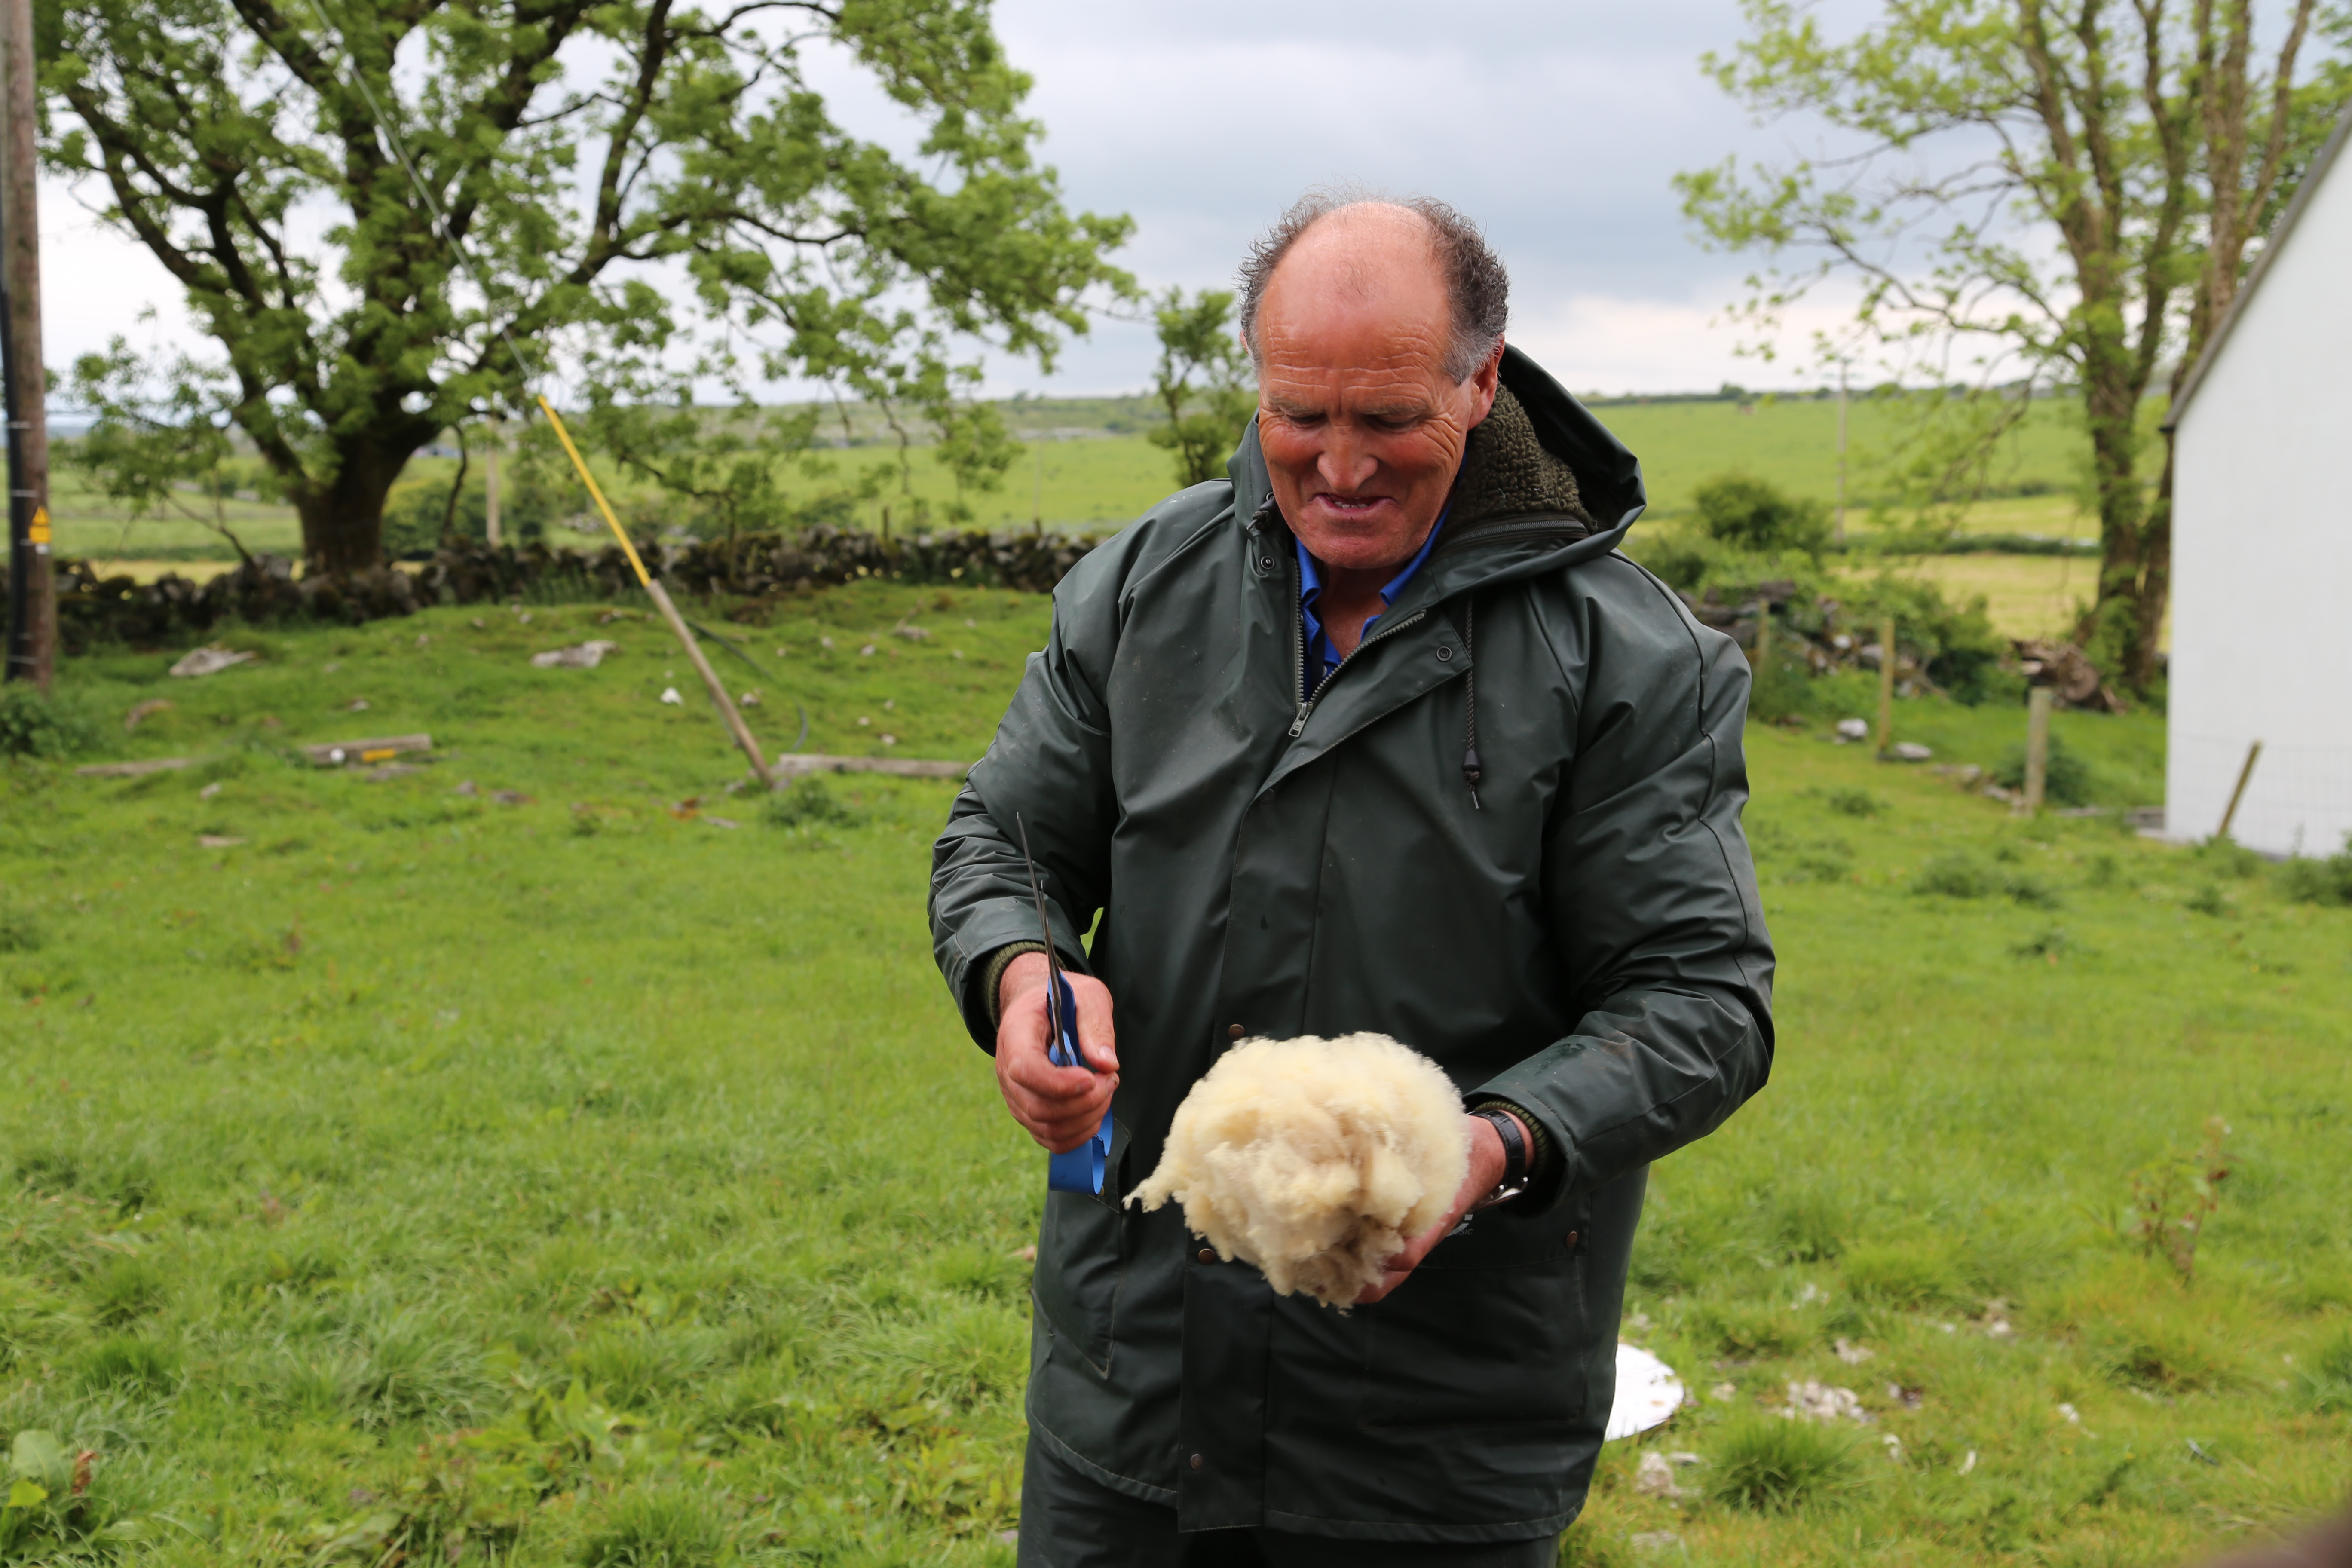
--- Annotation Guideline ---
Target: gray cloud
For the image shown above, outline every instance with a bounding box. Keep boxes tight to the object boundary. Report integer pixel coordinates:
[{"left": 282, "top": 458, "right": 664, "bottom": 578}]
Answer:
[
  {"left": 40, "top": 0, "right": 1836, "bottom": 403},
  {"left": 984, "top": 0, "right": 1824, "bottom": 394}
]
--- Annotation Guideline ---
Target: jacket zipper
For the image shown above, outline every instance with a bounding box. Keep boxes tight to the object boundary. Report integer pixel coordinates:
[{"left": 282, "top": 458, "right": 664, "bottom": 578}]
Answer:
[{"left": 1286, "top": 580, "right": 1431, "bottom": 738}]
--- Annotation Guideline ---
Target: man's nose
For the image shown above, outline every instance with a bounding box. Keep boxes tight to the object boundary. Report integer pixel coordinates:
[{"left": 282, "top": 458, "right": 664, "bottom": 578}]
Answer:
[{"left": 1315, "top": 427, "right": 1378, "bottom": 493}]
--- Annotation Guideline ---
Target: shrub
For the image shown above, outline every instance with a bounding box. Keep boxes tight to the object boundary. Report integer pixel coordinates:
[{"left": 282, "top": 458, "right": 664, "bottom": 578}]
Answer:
[
  {"left": 1695, "top": 475, "right": 1831, "bottom": 557},
  {"left": 2184, "top": 884, "right": 2231, "bottom": 917},
  {"left": 2084, "top": 1317, "right": 2239, "bottom": 1392},
  {"left": 2007, "top": 873, "right": 2064, "bottom": 910},
  {"left": 1772, "top": 1185, "right": 1850, "bottom": 1262},
  {"left": 1912, "top": 854, "right": 1999, "bottom": 899},
  {"left": 84, "top": 1255, "right": 168, "bottom": 1327},
  {"left": 2193, "top": 837, "right": 2265, "bottom": 879},
  {"left": 0, "top": 685, "right": 98, "bottom": 759},
  {"left": 764, "top": 777, "right": 855, "bottom": 829},
  {"left": 2297, "top": 1329, "right": 2352, "bottom": 1414},
  {"left": 1709, "top": 1415, "right": 1862, "bottom": 1512},
  {"left": 1841, "top": 1242, "right": 1966, "bottom": 1310},
  {"left": 2012, "top": 926, "right": 2075, "bottom": 960},
  {"left": 577, "top": 1488, "right": 729, "bottom": 1567},
  {"left": 0, "top": 908, "right": 36, "bottom": 954},
  {"left": 1994, "top": 732, "right": 2093, "bottom": 806},
  {"left": 1822, "top": 787, "right": 1882, "bottom": 818},
  {"left": 2279, "top": 843, "right": 2352, "bottom": 906},
  {"left": 77, "top": 1335, "right": 179, "bottom": 1392},
  {"left": 1699, "top": 1302, "right": 1810, "bottom": 1360}
]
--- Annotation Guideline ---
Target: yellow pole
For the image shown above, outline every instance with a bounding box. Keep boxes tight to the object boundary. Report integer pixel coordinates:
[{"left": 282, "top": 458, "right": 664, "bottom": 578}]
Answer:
[{"left": 536, "top": 396, "right": 775, "bottom": 789}]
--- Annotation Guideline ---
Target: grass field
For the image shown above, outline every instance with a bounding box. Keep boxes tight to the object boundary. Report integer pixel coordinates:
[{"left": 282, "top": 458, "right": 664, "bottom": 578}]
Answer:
[
  {"left": 3, "top": 580, "right": 2346, "bottom": 1567},
  {"left": 49, "top": 392, "right": 2111, "bottom": 567}
]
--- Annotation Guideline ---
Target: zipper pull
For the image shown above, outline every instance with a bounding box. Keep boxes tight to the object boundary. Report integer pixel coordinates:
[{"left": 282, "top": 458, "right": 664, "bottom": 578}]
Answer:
[{"left": 1288, "top": 704, "right": 1309, "bottom": 739}]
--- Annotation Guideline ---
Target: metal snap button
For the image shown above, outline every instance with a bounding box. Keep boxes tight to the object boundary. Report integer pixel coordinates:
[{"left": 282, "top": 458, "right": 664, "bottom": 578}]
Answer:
[
  {"left": 1197, "top": 1248, "right": 1216, "bottom": 1265},
  {"left": 1228, "top": 1024, "right": 1244, "bottom": 1040},
  {"left": 1436, "top": 646, "right": 1454, "bottom": 662},
  {"left": 1190, "top": 1453, "right": 1205, "bottom": 1471}
]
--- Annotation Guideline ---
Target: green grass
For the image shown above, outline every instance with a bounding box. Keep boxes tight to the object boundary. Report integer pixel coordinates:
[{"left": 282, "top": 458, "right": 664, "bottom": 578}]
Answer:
[{"left": 5, "top": 584, "right": 2349, "bottom": 1566}]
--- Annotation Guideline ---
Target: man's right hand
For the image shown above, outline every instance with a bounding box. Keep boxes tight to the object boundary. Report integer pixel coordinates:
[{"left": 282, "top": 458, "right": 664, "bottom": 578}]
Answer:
[{"left": 995, "top": 951, "right": 1119, "bottom": 1154}]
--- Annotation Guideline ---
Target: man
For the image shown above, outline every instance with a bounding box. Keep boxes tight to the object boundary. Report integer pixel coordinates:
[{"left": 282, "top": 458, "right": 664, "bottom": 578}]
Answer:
[{"left": 930, "top": 193, "right": 1774, "bottom": 1565}]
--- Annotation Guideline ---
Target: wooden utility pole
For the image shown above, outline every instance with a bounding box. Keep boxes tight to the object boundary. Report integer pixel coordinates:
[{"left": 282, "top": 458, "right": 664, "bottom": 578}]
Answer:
[
  {"left": 0, "top": 0, "right": 50, "bottom": 691},
  {"left": 1874, "top": 614, "right": 1896, "bottom": 754},
  {"left": 2022, "top": 687, "right": 2052, "bottom": 815},
  {"left": 484, "top": 417, "right": 502, "bottom": 548}
]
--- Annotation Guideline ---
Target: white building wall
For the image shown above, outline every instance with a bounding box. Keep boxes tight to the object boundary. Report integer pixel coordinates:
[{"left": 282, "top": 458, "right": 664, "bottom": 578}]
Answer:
[{"left": 2168, "top": 143, "right": 2352, "bottom": 858}]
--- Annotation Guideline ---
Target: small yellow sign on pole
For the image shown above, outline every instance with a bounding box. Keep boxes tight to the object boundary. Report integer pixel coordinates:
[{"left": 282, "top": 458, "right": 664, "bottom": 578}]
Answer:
[{"left": 26, "top": 504, "right": 46, "bottom": 546}]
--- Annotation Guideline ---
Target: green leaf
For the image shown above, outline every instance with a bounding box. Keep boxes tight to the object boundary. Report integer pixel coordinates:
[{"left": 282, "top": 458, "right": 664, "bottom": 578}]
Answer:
[
  {"left": 8, "top": 1430, "right": 64, "bottom": 1488},
  {"left": 5, "top": 1478, "right": 48, "bottom": 1510}
]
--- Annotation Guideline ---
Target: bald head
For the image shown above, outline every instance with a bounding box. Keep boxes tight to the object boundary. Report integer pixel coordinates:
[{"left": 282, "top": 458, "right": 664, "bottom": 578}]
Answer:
[
  {"left": 1238, "top": 191, "right": 1510, "bottom": 383},
  {"left": 1245, "top": 195, "right": 1506, "bottom": 584}
]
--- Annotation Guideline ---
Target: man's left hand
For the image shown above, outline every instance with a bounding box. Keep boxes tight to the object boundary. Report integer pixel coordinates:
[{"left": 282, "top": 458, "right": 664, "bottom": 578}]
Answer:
[{"left": 1354, "top": 1109, "right": 1528, "bottom": 1305}]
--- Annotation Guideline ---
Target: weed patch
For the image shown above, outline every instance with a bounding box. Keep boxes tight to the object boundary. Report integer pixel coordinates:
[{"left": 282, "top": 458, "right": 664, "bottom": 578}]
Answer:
[
  {"left": 2296, "top": 1329, "right": 2352, "bottom": 1413},
  {"left": 1709, "top": 1415, "right": 1862, "bottom": 1512},
  {"left": 1841, "top": 1242, "right": 1967, "bottom": 1311}
]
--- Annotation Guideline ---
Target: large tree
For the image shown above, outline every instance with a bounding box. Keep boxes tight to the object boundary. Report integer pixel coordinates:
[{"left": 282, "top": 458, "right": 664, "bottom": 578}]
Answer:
[
  {"left": 48, "top": 0, "right": 1133, "bottom": 573},
  {"left": 1678, "top": 0, "right": 2350, "bottom": 688}
]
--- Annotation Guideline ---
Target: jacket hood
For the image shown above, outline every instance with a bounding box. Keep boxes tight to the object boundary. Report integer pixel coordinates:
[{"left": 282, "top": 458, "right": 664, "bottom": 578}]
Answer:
[{"left": 1227, "top": 343, "right": 1649, "bottom": 591}]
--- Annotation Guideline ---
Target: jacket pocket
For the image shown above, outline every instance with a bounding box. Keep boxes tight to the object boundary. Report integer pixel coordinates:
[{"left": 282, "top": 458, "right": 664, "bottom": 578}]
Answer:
[
  {"left": 1354, "top": 1196, "right": 1596, "bottom": 1432},
  {"left": 1031, "top": 1121, "right": 1129, "bottom": 1376}
]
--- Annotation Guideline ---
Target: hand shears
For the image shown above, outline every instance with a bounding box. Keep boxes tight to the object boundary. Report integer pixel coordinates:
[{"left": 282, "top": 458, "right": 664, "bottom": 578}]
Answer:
[{"left": 1017, "top": 812, "right": 1112, "bottom": 1195}]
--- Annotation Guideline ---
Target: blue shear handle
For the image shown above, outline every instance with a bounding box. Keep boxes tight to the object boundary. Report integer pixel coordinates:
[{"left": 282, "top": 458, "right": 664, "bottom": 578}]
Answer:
[{"left": 1044, "top": 970, "right": 1112, "bottom": 1195}]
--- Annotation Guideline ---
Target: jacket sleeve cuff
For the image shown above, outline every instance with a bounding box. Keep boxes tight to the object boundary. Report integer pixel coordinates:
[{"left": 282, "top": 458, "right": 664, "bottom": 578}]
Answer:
[
  {"left": 977, "top": 941, "right": 1051, "bottom": 1038},
  {"left": 1465, "top": 1094, "right": 1568, "bottom": 1213}
]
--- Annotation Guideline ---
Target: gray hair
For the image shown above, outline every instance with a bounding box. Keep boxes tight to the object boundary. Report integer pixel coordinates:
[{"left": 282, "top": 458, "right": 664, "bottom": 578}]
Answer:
[{"left": 1237, "top": 188, "right": 1510, "bottom": 383}]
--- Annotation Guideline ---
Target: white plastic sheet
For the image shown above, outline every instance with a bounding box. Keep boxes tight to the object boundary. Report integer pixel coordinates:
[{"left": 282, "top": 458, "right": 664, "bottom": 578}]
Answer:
[{"left": 1606, "top": 1342, "right": 1684, "bottom": 1441}]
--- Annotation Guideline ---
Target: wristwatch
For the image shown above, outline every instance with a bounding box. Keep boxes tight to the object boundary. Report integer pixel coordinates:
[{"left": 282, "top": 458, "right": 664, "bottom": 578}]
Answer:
[{"left": 1470, "top": 1107, "right": 1530, "bottom": 1210}]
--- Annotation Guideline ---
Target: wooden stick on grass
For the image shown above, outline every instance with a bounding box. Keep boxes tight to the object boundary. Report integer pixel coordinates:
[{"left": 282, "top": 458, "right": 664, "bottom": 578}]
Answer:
[
  {"left": 2217, "top": 739, "right": 2263, "bottom": 843},
  {"left": 538, "top": 396, "right": 776, "bottom": 790}
]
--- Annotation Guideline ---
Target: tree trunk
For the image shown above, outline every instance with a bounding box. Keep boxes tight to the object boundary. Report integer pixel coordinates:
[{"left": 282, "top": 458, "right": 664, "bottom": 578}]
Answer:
[
  {"left": 290, "top": 423, "right": 432, "bottom": 575},
  {"left": 2132, "top": 444, "right": 2173, "bottom": 689},
  {"left": 2076, "top": 368, "right": 2149, "bottom": 669}
]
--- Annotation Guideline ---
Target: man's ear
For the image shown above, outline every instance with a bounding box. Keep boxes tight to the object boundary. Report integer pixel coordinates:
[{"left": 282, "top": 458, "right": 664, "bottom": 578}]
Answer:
[{"left": 1464, "top": 338, "right": 1504, "bottom": 426}]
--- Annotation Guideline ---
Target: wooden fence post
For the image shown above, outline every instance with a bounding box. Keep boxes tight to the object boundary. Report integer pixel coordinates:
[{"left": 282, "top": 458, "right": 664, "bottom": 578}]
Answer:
[
  {"left": 1874, "top": 614, "right": 1896, "bottom": 754},
  {"left": 2217, "top": 740, "right": 2263, "bottom": 842},
  {"left": 2022, "top": 687, "right": 2052, "bottom": 815}
]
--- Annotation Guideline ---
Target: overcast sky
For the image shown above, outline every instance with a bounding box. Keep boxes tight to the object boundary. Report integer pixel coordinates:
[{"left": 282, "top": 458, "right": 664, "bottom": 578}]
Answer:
[{"left": 36, "top": 0, "right": 1873, "bottom": 403}]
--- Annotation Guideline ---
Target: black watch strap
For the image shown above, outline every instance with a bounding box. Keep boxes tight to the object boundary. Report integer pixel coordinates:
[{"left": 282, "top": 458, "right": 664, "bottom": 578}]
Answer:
[{"left": 1474, "top": 1107, "right": 1528, "bottom": 1194}]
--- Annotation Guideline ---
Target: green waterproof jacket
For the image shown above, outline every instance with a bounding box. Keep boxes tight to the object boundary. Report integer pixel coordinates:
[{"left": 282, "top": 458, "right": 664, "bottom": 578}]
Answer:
[{"left": 929, "top": 347, "right": 1774, "bottom": 1543}]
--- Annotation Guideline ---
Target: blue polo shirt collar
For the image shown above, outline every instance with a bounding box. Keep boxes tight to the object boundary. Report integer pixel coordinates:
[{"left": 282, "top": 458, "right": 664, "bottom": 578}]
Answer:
[{"left": 1298, "top": 506, "right": 1448, "bottom": 695}]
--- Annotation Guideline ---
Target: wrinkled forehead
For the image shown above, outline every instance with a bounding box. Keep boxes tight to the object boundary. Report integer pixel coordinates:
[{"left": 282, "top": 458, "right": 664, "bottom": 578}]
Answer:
[{"left": 1255, "top": 238, "right": 1453, "bottom": 383}]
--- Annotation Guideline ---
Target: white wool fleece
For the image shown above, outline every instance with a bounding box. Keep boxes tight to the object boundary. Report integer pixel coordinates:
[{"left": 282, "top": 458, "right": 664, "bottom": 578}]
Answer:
[{"left": 1127, "top": 1033, "right": 1470, "bottom": 1310}]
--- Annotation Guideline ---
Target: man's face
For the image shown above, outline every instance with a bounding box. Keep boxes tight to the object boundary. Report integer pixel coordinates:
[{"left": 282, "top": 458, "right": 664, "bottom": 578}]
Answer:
[{"left": 1253, "top": 211, "right": 1501, "bottom": 575}]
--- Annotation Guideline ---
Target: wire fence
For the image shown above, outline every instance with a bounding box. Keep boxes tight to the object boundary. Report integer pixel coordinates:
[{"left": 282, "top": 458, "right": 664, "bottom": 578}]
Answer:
[{"left": 2170, "top": 732, "right": 2352, "bottom": 857}]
